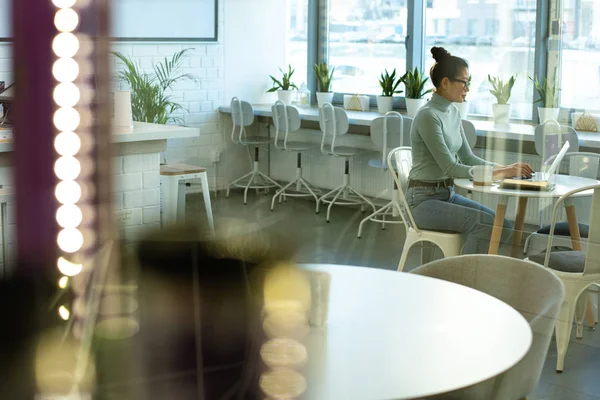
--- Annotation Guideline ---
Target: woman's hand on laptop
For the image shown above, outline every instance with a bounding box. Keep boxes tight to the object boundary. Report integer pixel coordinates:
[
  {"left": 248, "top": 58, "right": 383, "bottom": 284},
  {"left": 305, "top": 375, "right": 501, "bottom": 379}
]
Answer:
[{"left": 492, "top": 162, "right": 534, "bottom": 179}]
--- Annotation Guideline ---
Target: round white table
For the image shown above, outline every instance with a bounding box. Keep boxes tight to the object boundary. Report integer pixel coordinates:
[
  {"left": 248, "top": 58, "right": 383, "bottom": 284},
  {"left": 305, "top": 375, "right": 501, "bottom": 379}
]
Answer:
[
  {"left": 455, "top": 175, "right": 600, "bottom": 256},
  {"left": 300, "top": 264, "right": 532, "bottom": 400}
]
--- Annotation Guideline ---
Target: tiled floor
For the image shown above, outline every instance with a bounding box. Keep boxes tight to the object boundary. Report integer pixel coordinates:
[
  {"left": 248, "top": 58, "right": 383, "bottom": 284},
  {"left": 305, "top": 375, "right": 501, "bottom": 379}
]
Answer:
[{"left": 187, "top": 190, "right": 600, "bottom": 400}]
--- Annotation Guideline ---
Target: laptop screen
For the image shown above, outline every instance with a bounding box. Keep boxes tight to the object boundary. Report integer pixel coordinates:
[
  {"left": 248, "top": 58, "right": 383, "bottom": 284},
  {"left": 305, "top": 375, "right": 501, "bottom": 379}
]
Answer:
[{"left": 545, "top": 141, "right": 570, "bottom": 180}]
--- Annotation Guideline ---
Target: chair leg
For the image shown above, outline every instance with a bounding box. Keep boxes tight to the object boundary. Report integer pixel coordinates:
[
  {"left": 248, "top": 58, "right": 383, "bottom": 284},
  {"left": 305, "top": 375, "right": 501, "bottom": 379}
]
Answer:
[
  {"left": 325, "top": 186, "right": 345, "bottom": 223},
  {"left": 357, "top": 202, "right": 393, "bottom": 238},
  {"left": 199, "top": 171, "right": 214, "bottom": 234},
  {"left": 576, "top": 295, "right": 586, "bottom": 339},
  {"left": 523, "top": 234, "right": 532, "bottom": 254},
  {"left": 398, "top": 236, "right": 417, "bottom": 272},
  {"left": 226, "top": 170, "right": 255, "bottom": 198},
  {"left": 555, "top": 283, "right": 581, "bottom": 372},
  {"left": 271, "top": 179, "right": 297, "bottom": 210},
  {"left": 347, "top": 186, "right": 376, "bottom": 214}
]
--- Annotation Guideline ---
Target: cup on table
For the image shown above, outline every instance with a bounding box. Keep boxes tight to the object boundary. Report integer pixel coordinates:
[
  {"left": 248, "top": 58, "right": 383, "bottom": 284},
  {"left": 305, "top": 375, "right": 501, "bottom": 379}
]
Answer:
[{"left": 469, "top": 165, "right": 494, "bottom": 186}]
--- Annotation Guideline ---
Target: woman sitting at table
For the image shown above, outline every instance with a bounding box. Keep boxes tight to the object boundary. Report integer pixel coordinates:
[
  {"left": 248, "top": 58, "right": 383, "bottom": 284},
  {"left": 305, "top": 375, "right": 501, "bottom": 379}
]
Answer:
[{"left": 406, "top": 46, "right": 534, "bottom": 254}]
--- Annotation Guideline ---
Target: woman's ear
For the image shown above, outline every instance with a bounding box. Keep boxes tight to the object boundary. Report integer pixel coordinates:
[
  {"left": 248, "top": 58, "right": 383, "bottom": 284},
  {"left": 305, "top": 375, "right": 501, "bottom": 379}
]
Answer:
[{"left": 440, "top": 77, "right": 450, "bottom": 91}]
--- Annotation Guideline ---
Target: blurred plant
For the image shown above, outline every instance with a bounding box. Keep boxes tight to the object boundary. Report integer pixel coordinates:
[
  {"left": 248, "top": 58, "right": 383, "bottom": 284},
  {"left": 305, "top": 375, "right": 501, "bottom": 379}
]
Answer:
[
  {"left": 378, "top": 68, "right": 403, "bottom": 97},
  {"left": 488, "top": 74, "right": 517, "bottom": 105},
  {"left": 114, "top": 49, "right": 197, "bottom": 124},
  {"left": 267, "top": 65, "right": 298, "bottom": 92},
  {"left": 402, "top": 67, "right": 433, "bottom": 99},
  {"left": 313, "top": 62, "right": 335, "bottom": 92},
  {"left": 529, "top": 75, "right": 560, "bottom": 108}
]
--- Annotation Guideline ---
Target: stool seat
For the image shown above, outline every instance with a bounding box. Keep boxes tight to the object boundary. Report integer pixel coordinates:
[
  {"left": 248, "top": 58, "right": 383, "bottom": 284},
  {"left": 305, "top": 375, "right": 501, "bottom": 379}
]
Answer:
[
  {"left": 160, "top": 164, "right": 207, "bottom": 176},
  {"left": 275, "top": 140, "right": 315, "bottom": 151},
  {"left": 326, "top": 146, "right": 363, "bottom": 157},
  {"left": 242, "top": 136, "right": 271, "bottom": 145}
]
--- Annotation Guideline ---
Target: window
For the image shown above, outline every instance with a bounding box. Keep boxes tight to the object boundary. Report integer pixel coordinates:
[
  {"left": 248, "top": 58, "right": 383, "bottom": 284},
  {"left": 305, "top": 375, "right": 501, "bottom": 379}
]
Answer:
[
  {"left": 327, "top": 0, "right": 408, "bottom": 95},
  {"left": 424, "top": 2, "right": 537, "bottom": 119},
  {"left": 559, "top": 0, "right": 600, "bottom": 111},
  {"left": 286, "top": 0, "right": 309, "bottom": 87}
]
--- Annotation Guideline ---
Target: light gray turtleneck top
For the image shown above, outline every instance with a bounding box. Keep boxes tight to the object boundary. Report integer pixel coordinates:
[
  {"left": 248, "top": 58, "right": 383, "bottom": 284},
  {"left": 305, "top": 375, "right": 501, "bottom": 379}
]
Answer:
[{"left": 408, "top": 93, "right": 493, "bottom": 182}]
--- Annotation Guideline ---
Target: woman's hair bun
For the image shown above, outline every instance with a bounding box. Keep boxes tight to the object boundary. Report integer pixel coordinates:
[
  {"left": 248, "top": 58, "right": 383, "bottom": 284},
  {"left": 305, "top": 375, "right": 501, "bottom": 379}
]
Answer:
[{"left": 431, "top": 46, "right": 450, "bottom": 63}]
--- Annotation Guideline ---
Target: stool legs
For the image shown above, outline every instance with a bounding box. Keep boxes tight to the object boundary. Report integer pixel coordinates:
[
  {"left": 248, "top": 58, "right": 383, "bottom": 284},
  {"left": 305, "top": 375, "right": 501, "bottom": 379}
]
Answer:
[
  {"left": 357, "top": 182, "right": 404, "bottom": 238},
  {"left": 226, "top": 147, "right": 281, "bottom": 205},
  {"left": 271, "top": 153, "right": 319, "bottom": 210},
  {"left": 199, "top": 171, "right": 215, "bottom": 233},
  {"left": 161, "top": 175, "right": 179, "bottom": 226}
]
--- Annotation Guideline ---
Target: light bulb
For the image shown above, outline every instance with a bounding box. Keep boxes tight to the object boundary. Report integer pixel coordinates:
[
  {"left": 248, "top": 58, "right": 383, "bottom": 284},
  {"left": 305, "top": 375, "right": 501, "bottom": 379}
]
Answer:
[
  {"left": 52, "top": 0, "right": 76, "bottom": 7},
  {"left": 56, "top": 204, "right": 83, "bottom": 228},
  {"left": 58, "top": 305, "right": 70, "bottom": 320},
  {"left": 53, "top": 83, "right": 80, "bottom": 107},
  {"left": 55, "top": 180, "right": 82, "bottom": 204},
  {"left": 54, "top": 131, "right": 81, "bottom": 156},
  {"left": 53, "top": 107, "right": 80, "bottom": 131},
  {"left": 52, "top": 58, "right": 79, "bottom": 82},
  {"left": 54, "top": 8, "right": 79, "bottom": 32},
  {"left": 58, "top": 276, "right": 69, "bottom": 289},
  {"left": 54, "top": 156, "right": 81, "bottom": 181},
  {"left": 52, "top": 33, "right": 79, "bottom": 58},
  {"left": 57, "top": 228, "right": 84, "bottom": 253},
  {"left": 57, "top": 256, "right": 83, "bottom": 276}
]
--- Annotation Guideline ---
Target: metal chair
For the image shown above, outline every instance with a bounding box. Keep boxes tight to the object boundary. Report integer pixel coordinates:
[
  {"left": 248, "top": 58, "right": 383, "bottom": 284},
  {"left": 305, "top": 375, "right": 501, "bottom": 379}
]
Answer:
[
  {"left": 316, "top": 103, "right": 375, "bottom": 222},
  {"left": 526, "top": 183, "right": 600, "bottom": 372},
  {"left": 357, "top": 112, "right": 412, "bottom": 238},
  {"left": 226, "top": 97, "right": 281, "bottom": 204},
  {"left": 387, "top": 146, "right": 464, "bottom": 272},
  {"left": 462, "top": 119, "right": 477, "bottom": 150},
  {"left": 270, "top": 101, "right": 319, "bottom": 210}
]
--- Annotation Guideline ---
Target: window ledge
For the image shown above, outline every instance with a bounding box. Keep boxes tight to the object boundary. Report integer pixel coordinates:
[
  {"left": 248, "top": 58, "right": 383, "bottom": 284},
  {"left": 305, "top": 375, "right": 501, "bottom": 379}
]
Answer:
[{"left": 218, "top": 104, "right": 600, "bottom": 149}]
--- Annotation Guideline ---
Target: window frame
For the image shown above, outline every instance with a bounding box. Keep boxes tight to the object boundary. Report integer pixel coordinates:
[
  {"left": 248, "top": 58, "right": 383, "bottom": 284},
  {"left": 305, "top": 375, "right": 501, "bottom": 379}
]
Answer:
[{"left": 304, "top": 0, "right": 554, "bottom": 123}]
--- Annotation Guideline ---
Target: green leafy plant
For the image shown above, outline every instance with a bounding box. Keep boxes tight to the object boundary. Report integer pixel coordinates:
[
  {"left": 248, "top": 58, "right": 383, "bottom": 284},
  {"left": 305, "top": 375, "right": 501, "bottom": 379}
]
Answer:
[
  {"left": 313, "top": 62, "right": 335, "bottom": 92},
  {"left": 114, "top": 49, "right": 197, "bottom": 124},
  {"left": 267, "top": 65, "right": 298, "bottom": 92},
  {"left": 529, "top": 76, "right": 559, "bottom": 108},
  {"left": 488, "top": 74, "right": 517, "bottom": 105},
  {"left": 378, "top": 69, "right": 403, "bottom": 97},
  {"left": 401, "top": 67, "right": 433, "bottom": 99}
]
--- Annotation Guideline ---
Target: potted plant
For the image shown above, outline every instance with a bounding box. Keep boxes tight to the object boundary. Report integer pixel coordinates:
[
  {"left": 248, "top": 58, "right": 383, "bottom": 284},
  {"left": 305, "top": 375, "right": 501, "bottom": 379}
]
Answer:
[
  {"left": 454, "top": 75, "right": 472, "bottom": 119},
  {"left": 267, "top": 65, "right": 298, "bottom": 105},
  {"left": 377, "top": 68, "right": 402, "bottom": 114},
  {"left": 488, "top": 74, "right": 516, "bottom": 124},
  {"left": 114, "top": 49, "right": 197, "bottom": 124},
  {"left": 402, "top": 67, "right": 433, "bottom": 118},
  {"left": 529, "top": 75, "right": 560, "bottom": 124},
  {"left": 314, "top": 62, "right": 335, "bottom": 107}
]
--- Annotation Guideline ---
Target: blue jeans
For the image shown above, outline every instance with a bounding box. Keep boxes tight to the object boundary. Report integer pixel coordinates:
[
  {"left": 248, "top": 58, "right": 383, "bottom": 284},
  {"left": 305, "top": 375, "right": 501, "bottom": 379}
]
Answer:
[{"left": 406, "top": 185, "right": 513, "bottom": 254}]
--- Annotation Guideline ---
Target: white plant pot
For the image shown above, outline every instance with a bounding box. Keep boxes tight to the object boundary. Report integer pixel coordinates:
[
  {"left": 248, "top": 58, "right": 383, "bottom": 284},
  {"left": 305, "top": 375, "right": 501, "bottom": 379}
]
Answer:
[
  {"left": 492, "top": 103, "right": 512, "bottom": 124},
  {"left": 405, "top": 98, "right": 427, "bottom": 118},
  {"left": 316, "top": 92, "right": 334, "bottom": 108},
  {"left": 538, "top": 107, "right": 560, "bottom": 124},
  {"left": 454, "top": 101, "right": 469, "bottom": 120},
  {"left": 277, "top": 90, "right": 294, "bottom": 105},
  {"left": 376, "top": 96, "right": 394, "bottom": 114}
]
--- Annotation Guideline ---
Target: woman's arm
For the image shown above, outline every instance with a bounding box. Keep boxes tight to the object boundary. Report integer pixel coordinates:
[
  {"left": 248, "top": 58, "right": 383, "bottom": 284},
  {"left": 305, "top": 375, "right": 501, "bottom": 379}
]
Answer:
[
  {"left": 456, "top": 125, "right": 496, "bottom": 167},
  {"left": 416, "top": 110, "right": 472, "bottom": 178}
]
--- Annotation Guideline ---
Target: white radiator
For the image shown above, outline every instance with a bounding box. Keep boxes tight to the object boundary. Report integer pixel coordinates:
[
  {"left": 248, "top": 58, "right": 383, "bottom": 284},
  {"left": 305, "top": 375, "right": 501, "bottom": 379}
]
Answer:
[{"left": 268, "top": 129, "right": 593, "bottom": 226}]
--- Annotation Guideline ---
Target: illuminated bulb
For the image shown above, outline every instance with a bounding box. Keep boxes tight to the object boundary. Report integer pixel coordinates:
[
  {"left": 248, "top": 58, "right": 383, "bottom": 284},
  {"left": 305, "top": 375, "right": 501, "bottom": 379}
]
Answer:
[
  {"left": 53, "top": 107, "right": 80, "bottom": 132},
  {"left": 54, "top": 8, "right": 79, "bottom": 32},
  {"left": 57, "top": 228, "right": 84, "bottom": 253},
  {"left": 52, "top": 0, "right": 76, "bottom": 7},
  {"left": 57, "top": 257, "right": 83, "bottom": 276},
  {"left": 53, "top": 83, "right": 80, "bottom": 108},
  {"left": 55, "top": 180, "right": 82, "bottom": 204},
  {"left": 58, "top": 305, "right": 70, "bottom": 320},
  {"left": 54, "top": 131, "right": 81, "bottom": 156},
  {"left": 54, "top": 156, "right": 81, "bottom": 181},
  {"left": 56, "top": 204, "right": 83, "bottom": 229},
  {"left": 52, "top": 33, "right": 79, "bottom": 58},
  {"left": 58, "top": 276, "right": 69, "bottom": 289},
  {"left": 52, "top": 58, "right": 79, "bottom": 82}
]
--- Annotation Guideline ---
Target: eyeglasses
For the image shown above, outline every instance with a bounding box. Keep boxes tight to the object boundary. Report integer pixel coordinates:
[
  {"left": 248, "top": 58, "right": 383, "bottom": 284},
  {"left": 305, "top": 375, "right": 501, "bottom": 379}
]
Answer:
[{"left": 449, "top": 77, "right": 471, "bottom": 90}]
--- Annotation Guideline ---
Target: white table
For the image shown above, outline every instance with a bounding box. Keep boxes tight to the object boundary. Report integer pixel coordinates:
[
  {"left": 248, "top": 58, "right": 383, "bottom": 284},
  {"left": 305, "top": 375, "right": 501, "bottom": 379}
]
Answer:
[
  {"left": 455, "top": 174, "right": 600, "bottom": 256},
  {"left": 300, "top": 264, "right": 532, "bottom": 400}
]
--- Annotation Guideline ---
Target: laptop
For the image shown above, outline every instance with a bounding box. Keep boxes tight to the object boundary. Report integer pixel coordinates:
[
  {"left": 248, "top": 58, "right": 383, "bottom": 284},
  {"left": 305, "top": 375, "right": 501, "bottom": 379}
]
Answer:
[{"left": 500, "top": 141, "right": 570, "bottom": 191}]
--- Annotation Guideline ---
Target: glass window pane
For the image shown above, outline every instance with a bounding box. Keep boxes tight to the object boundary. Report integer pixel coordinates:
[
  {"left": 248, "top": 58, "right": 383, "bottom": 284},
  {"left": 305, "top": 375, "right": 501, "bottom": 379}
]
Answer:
[
  {"left": 560, "top": 0, "right": 600, "bottom": 111},
  {"left": 287, "top": 0, "right": 309, "bottom": 87},
  {"left": 424, "top": 1, "right": 537, "bottom": 120},
  {"left": 327, "top": 0, "right": 408, "bottom": 95}
]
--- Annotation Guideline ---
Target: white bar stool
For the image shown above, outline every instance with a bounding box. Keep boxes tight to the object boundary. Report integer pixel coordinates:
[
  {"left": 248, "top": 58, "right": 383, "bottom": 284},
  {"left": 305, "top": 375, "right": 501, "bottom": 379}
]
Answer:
[{"left": 160, "top": 164, "right": 214, "bottom": 233}]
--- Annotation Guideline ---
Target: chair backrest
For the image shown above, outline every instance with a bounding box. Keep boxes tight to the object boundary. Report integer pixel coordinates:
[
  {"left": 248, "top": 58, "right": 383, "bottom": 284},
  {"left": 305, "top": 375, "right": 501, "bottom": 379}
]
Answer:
[
  {"left": 545, "top": 184, "right": 600, "bottom": 276},
  {"left": 387, "top": 146, "right": 420, "bottom": 232},
  {"left": 318, "top": 103, "right": 349, "bottom": 155},
  {"left": 369, "top": 112, "right": 407, "bottom": 169},
  {"left": 461, "top": 119, "right": 477, "bottom": 150},
  {"left": 534, "top": 120, "right": 579, "bottom": 165},
  {"left": 230, "top": 97, "right": 254, "bottom": 144},
  {"left": 271, "top": 100, "right": 301, "bottom": 151},
  {"left": 544, "top": 151, "right": 600, "bottom": 179},
  {"left": 411, "top": 254, "right": 565, "bottom": 400}
]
